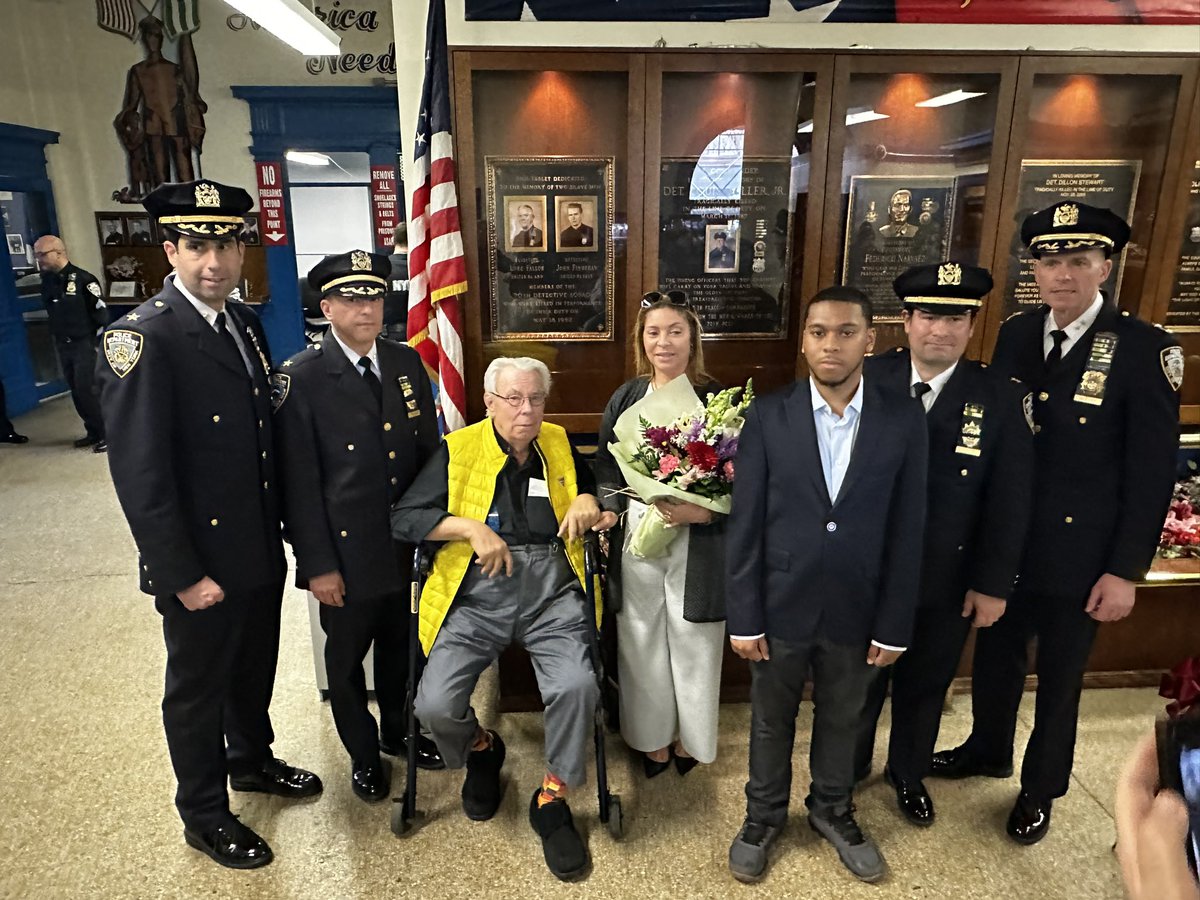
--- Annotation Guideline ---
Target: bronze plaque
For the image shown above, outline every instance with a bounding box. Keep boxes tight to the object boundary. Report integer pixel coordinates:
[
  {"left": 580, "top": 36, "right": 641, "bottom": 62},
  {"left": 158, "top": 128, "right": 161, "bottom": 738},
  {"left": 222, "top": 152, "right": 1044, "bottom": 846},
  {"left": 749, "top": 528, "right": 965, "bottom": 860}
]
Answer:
[{"left": 1166, "top": 160, "right": 1200, "bottom": 333}]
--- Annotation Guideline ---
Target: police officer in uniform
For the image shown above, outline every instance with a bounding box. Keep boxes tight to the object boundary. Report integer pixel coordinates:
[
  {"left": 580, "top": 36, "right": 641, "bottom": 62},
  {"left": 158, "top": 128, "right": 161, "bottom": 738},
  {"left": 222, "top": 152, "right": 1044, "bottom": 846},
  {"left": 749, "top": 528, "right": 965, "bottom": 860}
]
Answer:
[
  {"left": 708, "top": 231, "right": 736, "bottom": 269},
  {"left": 931, "top": 202, "right": 1183, "bottom": 844},
  {"left": 33, "top": 235, "right": 107, "bottom": 450},
  {"left": 855, "top": 262, "right": 1033, "bottom": 827},
  {"left": 97, "top": 180, "right": 322, "bottom": 870},
  {"left": 273, "top": 250, "right": 443, "bottom": 803}
]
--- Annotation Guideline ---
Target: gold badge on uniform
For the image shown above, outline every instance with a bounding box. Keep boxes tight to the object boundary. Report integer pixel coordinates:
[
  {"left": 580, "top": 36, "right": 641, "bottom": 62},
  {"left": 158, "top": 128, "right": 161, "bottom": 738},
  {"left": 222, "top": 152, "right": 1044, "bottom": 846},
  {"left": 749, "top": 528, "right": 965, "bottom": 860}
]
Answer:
[
  {"left": 1053, "top": 203, "right": 1079, "bottom": 227},
  {"left": 104, "top": 329, "right": 144, "bottom": 378},
  {"left": 351, "top": 250, "right": 372, "bottom": 271},
  {"left": 398, "top": 375, "right": 415, "bottom": 397},
  {"left": 66, "top": 274, "right": 77, "bottom": 296},
  {"left": 955, "top": 403, "right": 984, "bottom": 456},
  {"left": 1161, "top": 346, "right": 1184, "bottom": 392},
  {"left": 1022, "top": 392, "right": 1035, "bottom": 434},
  {"left": 937, "top": 263, "right": 962, "bottom": 286},
  {"left": 195, "top": 182, "right": 221, "bottom": 207},
  {"left": 269, "top": 373, "right": 291, "bottom": 411},
  {"left": 1074, "top": 332, "right": 1117, "bottom": 406}
]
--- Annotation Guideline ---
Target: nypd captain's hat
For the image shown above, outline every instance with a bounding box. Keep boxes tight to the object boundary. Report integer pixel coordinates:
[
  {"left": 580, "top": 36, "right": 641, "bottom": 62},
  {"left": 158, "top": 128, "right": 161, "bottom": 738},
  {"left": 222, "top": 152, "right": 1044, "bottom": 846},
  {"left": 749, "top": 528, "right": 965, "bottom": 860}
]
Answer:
[
  {"left": 894, "top": 261, "right": 993, "bottom": 316},
  {"left": 307, "top": 250, "right": 390, "bottom": 298},
  {"left": 143, "top": 179, "right": 254, "bottom": 240},
  {"left": 1020, "top": 200, "right": 1130, "bottom": 258}
]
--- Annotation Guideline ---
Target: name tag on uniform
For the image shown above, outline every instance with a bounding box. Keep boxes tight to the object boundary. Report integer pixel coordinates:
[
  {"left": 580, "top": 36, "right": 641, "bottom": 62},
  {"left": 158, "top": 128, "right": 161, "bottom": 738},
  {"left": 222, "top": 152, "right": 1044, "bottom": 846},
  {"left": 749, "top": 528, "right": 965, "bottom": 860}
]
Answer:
[
  {"left": 528, "top": 478, "right": 550, "bottom": 498},
  {"left": 955, "top": 403, "right": 984, "bottom": 457}
]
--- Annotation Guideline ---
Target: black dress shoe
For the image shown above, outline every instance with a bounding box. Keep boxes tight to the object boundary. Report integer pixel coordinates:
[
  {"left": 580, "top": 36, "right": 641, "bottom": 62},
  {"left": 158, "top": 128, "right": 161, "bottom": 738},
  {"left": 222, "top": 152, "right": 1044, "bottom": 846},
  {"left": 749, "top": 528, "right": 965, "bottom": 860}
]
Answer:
[
  {"left": 351, "top": 758, "right": 392, "bottom": 802},
  {"left": 230, "top": 757, "right": 323, "bottom": 799},
  {"left": 642, "top": 753, "right": 671, "bottom": 779},
  {"left": 884, "top": 766, "right": 935, "bottom": 827},
  {"left": 73, "top": 435, "right": 101, "bottom": 448},
  {"left": 0, "top": 432, "right": 29, "bottom": 444},
  {"left": 1006, "top": 791, "right": 1052, "bottom": 845},
  {"left": 674, "top": 755, "right": 700, "bottom": 776},
  {"left": 184, "top": 816, "right": 273, "bottom": 869},
  {"left": 92, "top": 440, "right": 108, "bottom": 454},
  {"left": 929, "top": 743, "right": 1013, "bottom": 780},
  {"left": 379, "top": 734, "right": 446, "bottom": 770}
]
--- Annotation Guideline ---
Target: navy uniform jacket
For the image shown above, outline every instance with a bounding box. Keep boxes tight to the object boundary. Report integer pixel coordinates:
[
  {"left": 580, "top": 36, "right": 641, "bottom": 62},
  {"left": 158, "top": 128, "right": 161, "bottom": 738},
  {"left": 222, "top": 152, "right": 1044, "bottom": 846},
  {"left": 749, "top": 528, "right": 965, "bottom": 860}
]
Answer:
[
  {"left": 560, "top": 224, "right": 595, "bottom": 248},
  {"left": 990, "top": 301, "right": 1181, "bottom": 599},
  {"left": 725, "top": 377, "right": 928, "bottom": 649},
  {"left": 40, "top": 263, "right": 106, "bottom": 341},
  {"left": 865, "top": 348, "right": 1033, "bottom": 608},
  {"left": 97, "top": 279, "right": 283, "bottom": 597},
  {"left": 272, "top": 334, "right": 439, "bottom": 602}
]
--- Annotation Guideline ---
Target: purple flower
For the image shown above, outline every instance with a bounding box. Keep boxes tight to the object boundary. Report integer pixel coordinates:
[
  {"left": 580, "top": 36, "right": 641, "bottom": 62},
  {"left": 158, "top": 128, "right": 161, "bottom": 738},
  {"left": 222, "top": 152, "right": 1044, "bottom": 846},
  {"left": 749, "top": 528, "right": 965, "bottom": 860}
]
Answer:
[
  {"left": 716, "top": 433, "right": 739, "bottom": 460},
  {"left": 644, "top": 425, "right": 677, "bottom": 451},
  {"left": 684, "top": 417, "right": 705, "bottom": 442}
]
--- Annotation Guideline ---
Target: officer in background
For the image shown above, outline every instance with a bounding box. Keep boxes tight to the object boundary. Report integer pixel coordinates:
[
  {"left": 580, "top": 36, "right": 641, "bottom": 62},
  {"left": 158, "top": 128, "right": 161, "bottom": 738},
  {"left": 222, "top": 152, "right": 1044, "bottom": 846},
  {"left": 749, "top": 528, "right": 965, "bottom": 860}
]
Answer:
[
  {"left": 932, "top": 202, "right": 1183, "bottom": 844},
  {"left": 855, "top": 262, "right": 1033, "bottom": 827},
  {"left": 97, "top": 180, "right": 321, "bottom": 871},
  {"left": 273, "top": 250, "right": 443, "bottom": 804},
  {"left": 33, "top": 235, "right": 107, "bottom": 451}
]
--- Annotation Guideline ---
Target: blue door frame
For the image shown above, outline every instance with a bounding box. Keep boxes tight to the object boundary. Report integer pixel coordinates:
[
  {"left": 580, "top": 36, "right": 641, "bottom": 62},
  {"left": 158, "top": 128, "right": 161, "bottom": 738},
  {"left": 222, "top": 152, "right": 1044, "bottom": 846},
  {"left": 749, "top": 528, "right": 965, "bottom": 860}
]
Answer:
[
  {"left": 231, "top": 86, "right": 402, "bottom": 362},
  {"left": 0, "top": 122, "right": 62, "bottom": 416}
]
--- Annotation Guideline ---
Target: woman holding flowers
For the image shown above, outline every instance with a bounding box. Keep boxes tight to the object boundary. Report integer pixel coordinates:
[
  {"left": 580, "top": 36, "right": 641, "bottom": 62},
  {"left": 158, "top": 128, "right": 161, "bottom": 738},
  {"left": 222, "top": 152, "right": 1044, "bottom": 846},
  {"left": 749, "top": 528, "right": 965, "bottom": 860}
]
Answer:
[{"left": 595, "top": 291, "right": 730, "bottom": 778}]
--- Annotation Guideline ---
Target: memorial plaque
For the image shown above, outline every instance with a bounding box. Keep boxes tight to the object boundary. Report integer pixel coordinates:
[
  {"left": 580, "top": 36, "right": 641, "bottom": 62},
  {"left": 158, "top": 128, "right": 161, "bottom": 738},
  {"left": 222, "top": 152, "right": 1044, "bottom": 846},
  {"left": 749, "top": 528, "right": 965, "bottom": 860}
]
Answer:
[
  {"left": 842, "top": 176, "right": 956, "bottom": 322},
  {"left": 1000, "top": 159, "right": 1141, "bottom": 319},
  {"left": 1166, "top": 160, "right": 1200, "bottom": 333},
  {"left": 485, "top": 156, "right": 614, "bottom": 341},
  {"left": 657, "top": 157, "right": 794, "bottom": 339}
]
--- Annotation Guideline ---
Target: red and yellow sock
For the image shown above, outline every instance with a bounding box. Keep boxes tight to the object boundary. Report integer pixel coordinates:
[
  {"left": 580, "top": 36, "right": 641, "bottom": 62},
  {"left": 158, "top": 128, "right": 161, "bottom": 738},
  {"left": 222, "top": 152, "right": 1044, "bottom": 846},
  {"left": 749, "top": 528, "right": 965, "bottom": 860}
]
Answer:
[{"left": 537, "top": 774, "right": 565, "bottom": 808}]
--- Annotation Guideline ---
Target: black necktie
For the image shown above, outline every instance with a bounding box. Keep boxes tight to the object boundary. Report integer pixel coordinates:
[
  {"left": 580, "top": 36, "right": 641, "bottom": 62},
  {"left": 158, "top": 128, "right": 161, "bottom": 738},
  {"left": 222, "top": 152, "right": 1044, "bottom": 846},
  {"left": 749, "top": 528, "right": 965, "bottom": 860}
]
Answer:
[
  {"left": 359, "top": 356, "right": 382, "bottom": 408},
  {"left": 1046, "top": 329, "right": 1068, "bottom": 370},
  {"left": 912, "top": 382, "right": 932, "bottom": 405},
  {"left": 214, "top": 311, "right": 249, "bottom": 375}
]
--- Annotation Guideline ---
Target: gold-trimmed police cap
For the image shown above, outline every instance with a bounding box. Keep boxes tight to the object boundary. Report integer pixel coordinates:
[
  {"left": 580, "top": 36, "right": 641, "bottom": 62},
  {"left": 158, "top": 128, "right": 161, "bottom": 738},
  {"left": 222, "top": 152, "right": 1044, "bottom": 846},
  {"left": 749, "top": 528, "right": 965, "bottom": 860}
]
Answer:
[
  {"left": 143, "top": 180, "right": 254, "bottom": 240},
  {"left": 894, "top": 261, "right": 993, "bottom": 315},
  {"left": 1020, "top": 201, "right": 1130, "bottom": 258},
  {"left": 307, "top": 250, "right": 390, "bottom": 298}
]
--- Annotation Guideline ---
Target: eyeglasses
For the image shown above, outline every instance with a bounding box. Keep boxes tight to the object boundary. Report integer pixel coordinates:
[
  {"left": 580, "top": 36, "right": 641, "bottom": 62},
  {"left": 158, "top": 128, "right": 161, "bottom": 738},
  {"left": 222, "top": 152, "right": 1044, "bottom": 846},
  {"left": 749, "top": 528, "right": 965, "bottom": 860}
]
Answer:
[
  {"left": 640, "top": 290, "right": 689, "bottom": 309},
  {"left": 487, "top": 392, "right": 548, "bottom": 409}
]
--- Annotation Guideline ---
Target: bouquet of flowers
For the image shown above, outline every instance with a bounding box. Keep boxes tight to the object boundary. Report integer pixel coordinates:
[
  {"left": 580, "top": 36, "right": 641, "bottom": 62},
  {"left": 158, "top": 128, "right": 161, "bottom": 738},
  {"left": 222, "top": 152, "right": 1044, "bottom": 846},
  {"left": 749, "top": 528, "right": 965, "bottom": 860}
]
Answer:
[
  {"left": 1158, "top": 467, "right": 1200, "bottom": 559},
  {"left": 607, "top": 374, "right": 753, "bottom": 558}
]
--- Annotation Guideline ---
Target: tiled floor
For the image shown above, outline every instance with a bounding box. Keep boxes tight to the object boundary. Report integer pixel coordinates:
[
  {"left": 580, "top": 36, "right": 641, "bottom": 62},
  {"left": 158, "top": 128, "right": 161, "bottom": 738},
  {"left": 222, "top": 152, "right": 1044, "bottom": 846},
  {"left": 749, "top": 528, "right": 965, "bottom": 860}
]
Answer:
[{"left": 0, "top": 398, "right": 1162, "bottom": 898}]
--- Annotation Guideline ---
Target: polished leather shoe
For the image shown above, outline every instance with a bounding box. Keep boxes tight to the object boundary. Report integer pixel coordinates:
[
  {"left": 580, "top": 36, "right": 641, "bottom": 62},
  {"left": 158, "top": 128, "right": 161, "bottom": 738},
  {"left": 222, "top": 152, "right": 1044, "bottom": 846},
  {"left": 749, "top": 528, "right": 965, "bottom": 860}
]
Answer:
[
  {"left": 674, "top": 754, "right": 700, "bottom": 776},
  {"left": 929, "top": 743, "right": 1013, "bottom": 780},
  {"left": 351, "top": 758, "right": 392, "bottom": 802},
  {"left": 92, "top": 440, "right": 108, "bottom": 454},
  {"left": 1006, "top": 791, "right": 1052, "bottom": 845},
  {"left": 642, "top": 753, "right": 671, "bottom": 779},
  {"left": 230, "top": 757, "right": 323, "bottom": 799},
  {"left": 184, "top": 816, "right": 273, "bottom": 869},
  {"left": 73, "top": 435, "right": 101, "bottom": 448},
  {"left": 379, "top": 734, "right": 446, "bottom": 770},
  {"left": 884, "top": 766, "right": 935, "bottom": 827},
  {"left": 0, "top": 432, "right": 28, "bottom": 444}
]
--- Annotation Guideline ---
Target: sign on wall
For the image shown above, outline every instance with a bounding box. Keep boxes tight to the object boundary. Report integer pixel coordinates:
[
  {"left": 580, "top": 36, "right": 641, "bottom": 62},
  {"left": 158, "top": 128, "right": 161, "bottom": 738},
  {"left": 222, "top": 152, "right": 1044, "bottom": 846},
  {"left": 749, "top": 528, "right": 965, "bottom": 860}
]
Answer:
[
  {"left": 371, "top": 165, "right": 400, "bottom": 249},
  {"left": 255, "top": 162, "right": 290, "bottom": 246}
]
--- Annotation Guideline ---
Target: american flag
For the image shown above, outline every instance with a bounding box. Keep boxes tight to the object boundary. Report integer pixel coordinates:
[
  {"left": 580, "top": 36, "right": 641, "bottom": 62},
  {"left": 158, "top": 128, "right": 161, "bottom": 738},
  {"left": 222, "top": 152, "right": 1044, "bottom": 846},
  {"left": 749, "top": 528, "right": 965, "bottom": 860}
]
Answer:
[
  {"left": 407, "top": 0, "right": 468, "bottom": 432},
  {"left": 95, "top": 0, "right": 137, "bottom": 40}
]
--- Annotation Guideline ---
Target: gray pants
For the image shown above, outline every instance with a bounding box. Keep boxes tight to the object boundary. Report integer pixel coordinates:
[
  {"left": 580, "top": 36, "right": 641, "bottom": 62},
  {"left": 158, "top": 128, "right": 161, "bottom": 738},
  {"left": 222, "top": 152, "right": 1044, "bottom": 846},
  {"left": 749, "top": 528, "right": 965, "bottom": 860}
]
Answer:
[
  {"left": 746, "top": 633, "right": 875, "bottom": 826},
  {"left": 414, "top": 544, "right": 598, "bottom": 787}
]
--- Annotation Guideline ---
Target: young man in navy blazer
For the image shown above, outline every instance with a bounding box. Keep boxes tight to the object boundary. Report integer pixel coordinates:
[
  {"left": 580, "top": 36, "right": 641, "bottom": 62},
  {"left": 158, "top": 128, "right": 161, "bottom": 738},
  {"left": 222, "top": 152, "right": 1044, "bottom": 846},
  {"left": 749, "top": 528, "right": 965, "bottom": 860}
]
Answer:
[{"left": 726, "top": 286, "right": 928, "bottom": 885}]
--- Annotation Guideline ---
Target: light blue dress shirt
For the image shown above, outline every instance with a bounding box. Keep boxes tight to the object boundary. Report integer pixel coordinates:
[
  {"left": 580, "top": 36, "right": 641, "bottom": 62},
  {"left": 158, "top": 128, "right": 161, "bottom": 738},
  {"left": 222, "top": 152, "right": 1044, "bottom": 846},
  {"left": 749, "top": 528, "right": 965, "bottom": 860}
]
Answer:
[{"left": 810, "top": 376, "right": 864, "bottom": 503}]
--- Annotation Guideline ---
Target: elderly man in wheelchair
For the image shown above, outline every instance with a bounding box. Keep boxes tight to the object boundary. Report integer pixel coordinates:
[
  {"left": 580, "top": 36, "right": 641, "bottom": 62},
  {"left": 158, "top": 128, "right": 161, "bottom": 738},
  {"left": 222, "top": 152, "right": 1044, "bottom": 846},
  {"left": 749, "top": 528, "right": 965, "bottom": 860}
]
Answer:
[{"left": 391, "top": 356, "right": 616, "bottom": 882}]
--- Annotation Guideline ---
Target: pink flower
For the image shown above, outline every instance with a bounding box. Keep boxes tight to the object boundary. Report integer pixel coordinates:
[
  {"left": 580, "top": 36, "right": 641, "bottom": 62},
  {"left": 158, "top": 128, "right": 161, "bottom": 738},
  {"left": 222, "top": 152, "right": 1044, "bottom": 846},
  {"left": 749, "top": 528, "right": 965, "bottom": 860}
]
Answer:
[
  {"left": 722, "top": 459, "right": 735, "bottom": 481},
  {"left": 658, "top": 455, "right": 680, "bottom": 476}
]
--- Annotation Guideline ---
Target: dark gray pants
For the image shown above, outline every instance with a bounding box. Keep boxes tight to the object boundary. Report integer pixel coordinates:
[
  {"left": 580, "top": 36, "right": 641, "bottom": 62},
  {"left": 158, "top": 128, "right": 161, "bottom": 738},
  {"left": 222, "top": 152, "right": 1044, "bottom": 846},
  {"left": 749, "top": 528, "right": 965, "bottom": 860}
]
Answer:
[
  {"left": 415, "top": 544, "right": 598, "bottom": 787},
  {"left": 59, "top": 338, "right": 104, "bottom": 438},
  {"left": 746, "top": 633, "right": 875, "bottom": 826}
]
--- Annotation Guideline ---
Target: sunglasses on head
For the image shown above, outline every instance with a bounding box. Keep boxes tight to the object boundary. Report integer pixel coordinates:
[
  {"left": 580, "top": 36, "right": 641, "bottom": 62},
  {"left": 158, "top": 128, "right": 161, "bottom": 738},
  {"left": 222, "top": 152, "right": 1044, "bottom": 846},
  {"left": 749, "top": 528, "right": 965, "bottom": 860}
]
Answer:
[{"left": 640, "top": 289, "right": 689, "bottom": 309}]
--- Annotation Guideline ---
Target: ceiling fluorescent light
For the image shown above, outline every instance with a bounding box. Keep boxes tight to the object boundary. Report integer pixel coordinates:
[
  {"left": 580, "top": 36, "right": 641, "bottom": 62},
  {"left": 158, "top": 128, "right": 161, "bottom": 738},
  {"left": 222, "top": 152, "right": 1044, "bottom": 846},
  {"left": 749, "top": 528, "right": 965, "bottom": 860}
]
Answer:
[
  {"left": 221, "top": 0, "right": 340, "bottom": 56},
  {"left": 845, "top": 109, "right": 889, "bottom": 126},
  {"left": 286, "top": 150, "right": 332, "bottom": 166},
  {"left": 915, "top": 89, "right": 987, "bottom": 108}
]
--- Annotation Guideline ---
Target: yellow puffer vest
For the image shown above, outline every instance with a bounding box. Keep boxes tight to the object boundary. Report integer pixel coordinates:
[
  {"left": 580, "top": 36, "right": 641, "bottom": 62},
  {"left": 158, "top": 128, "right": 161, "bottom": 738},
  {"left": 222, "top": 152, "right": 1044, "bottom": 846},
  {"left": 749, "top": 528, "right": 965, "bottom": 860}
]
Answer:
[{"left": 418, "top": 419, "right": 601, "bottom": 655}]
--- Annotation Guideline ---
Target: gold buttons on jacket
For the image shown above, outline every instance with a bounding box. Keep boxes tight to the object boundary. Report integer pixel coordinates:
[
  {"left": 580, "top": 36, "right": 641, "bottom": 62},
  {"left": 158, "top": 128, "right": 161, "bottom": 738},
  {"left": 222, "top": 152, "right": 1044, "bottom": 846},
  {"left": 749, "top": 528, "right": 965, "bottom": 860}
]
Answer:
[
  {"left": 1065, "top": 516, "right": 1073, "bottom": 524},
  {"left": 1038, "top": 392, "right": 1049, "bottom": 401},
  {"left": 258, "top": 419, "right": 263, "bottom": 429},
  {"left": 262, "top": 451, "right": 267, "bottom": 459},
  {"left": 212, "top": 415, "right": 220, "bottom": 423},
  {"left": 340, "top": 530, "right": 348, "bottom": 538},
  {"left": 347, "top": 444, "right": 355, "bottom": 451},
  {"left": 210, "top": 518, "right": 219, "bottom": 526},
  {"left": 390, "top": 477, "right": 398, "bottom": 486},
  {"left": 1078, "top": 417, "right": 1087, "bottom": 424},
  {"left": 1033, "top": 425, "right": 1042, "bottom": 434},
  {"left": 254, "top": 388, "right": 260, "bottom": 397},
  {"left": 389, "top": 451, "right": 396, "bottom": 459},
  {"left": 263, "top": 482, "right": 269, "bottom": 490},
  {"left": 960, "top": 469, "right": 968, "bottom": 477},
  {"left": 384, "top": 422, "right": 392, "bottom": 432}
]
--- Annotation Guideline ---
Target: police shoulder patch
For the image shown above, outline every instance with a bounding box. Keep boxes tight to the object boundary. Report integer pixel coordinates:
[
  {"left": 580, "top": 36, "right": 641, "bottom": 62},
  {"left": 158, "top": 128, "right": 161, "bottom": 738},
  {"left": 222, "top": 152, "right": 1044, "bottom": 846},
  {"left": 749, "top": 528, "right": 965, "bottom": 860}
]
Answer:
[
  {"left": 1161, "top": 345, "right": 1184, "bottom": 392},
  {"left": 104, "top": 329, "right": 144, "bottom": 378},
  {"left": 270, "top": 372, "right": 292, "bottom": 411},
  {"left": 87, "top": 281, "right": 102, "bottom": 298}
]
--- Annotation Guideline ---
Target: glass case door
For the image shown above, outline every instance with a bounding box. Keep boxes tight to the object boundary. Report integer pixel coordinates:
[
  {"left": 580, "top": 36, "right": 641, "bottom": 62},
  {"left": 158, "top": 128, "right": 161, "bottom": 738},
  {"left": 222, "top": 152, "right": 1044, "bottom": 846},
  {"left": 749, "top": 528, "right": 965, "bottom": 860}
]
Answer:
[
  {"left": 644, "top": 54, "right": 834, "bottom": 394},
  {"left": 819, "top": 56, "right": 1019, "bottom": 357}
]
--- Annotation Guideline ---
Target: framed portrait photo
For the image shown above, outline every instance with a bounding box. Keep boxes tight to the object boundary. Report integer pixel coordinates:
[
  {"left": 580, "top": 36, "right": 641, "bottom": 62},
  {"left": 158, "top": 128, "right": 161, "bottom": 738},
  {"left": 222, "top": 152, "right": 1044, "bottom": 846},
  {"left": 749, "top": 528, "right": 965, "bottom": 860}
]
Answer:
[
  {"left": 704, "top": 221, "right": 740, "bottom": 274},
  {"left": 6, "top": 233, "right": 24, "bottom": 256},
  {"left": 124, "top": 215, "right": 153, "bottom": 246},
  {"left": 555, "top": 196, "right": 598, "bottom": 253},
  {"left": 503, "top": 195, "right": 548, "bottom": 253},
  {"left": 97, "top": 214, "right": 127, "bottom": 248}
]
